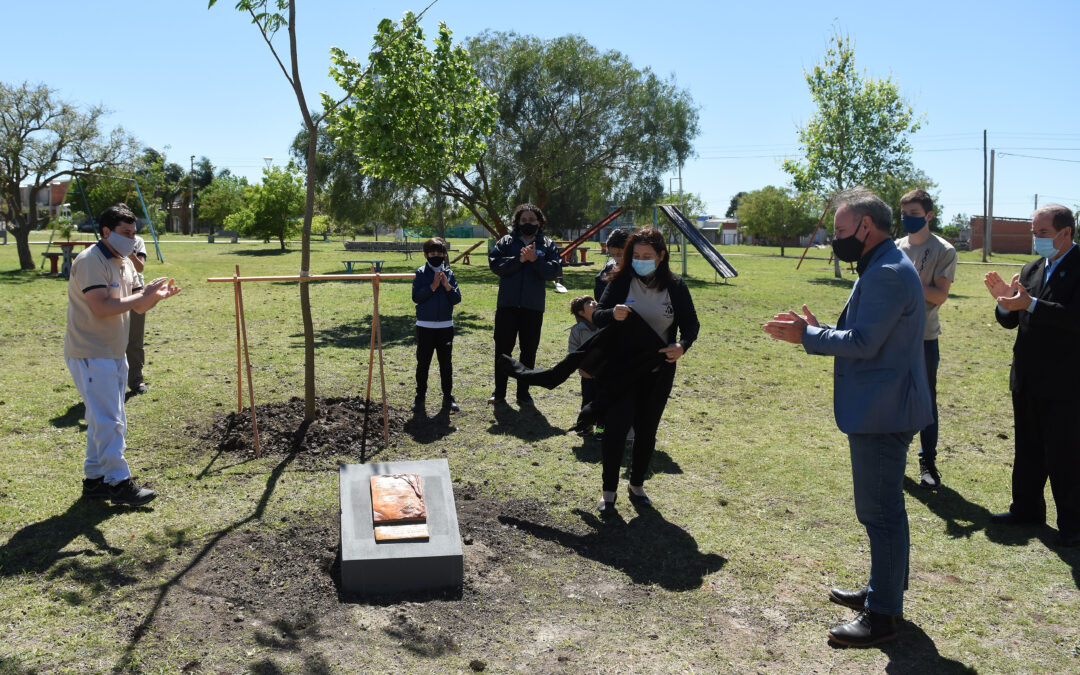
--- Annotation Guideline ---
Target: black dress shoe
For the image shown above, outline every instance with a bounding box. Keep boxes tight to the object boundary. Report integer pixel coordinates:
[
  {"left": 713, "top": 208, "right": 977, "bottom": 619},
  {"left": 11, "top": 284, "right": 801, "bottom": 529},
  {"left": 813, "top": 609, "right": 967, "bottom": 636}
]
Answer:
[
  {"left": 627, "top": 486, "right": 651, "bottom": 506},
  {"left": 827, "top": 609, "right": 897, "bottom": 647},
  {"left": 441, "top": 396, "right": 460, "bottom": 412},
  {"left": 828, "top": 587, "right": 867, "bottom": 611},
  {"left": 990, "top": 512, "right": 1044, "bottom": 526}
]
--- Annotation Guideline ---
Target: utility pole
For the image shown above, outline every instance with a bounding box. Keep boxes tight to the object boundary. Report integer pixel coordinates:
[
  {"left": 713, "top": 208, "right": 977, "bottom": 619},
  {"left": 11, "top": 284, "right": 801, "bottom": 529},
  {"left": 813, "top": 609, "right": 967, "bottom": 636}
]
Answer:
[
  {"left": 189, "top": 155, "right": 196, "bottom": 235},
  {"left": 985, "top": 149, "right": 995, "bottom": 260},
  {"left": 1034, "top": 193, "right": 1038, "bottom": 210},
  {"left": 982, "top": 130, "right": 988, "bottom": 262}
]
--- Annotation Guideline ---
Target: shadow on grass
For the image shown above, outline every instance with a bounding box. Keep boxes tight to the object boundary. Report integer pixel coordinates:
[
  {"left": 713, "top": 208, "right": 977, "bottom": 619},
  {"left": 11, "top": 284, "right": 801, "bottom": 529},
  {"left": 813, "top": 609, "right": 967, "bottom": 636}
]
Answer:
[
  {"left": 303, "top": 312, "right": 489, "bottom": 350},
  {"left": 826, "top": 619, "right": 976, "bottom": 672},
  {"left": 114, "top": 423, "right": 307, "bottom": 672},
  {"left": 487, "top": 402, "right": 566, "bottom": 442},
  {"left": 49, "top": 402, "right": 86, "bottom": 430},
  {"left": 249, "top": 654, "right": 334, "bottom": 674},
  {"left": 571, "top": 437, "right": 683, "bottom": 475},
  {"left": 806, "top": 276, "right": 856, "bottom": 289},
  {"left": 499, "top": 506, "right": 725, "bottom": 591},
  {"left": 0, "top": 268, "right": 60, "bottom": 285},
  {"left": 904, "top": 476, "right": 1080, "bottom": 589},
  {"left": 0, "top": 499, "right": 140, "bottom": 578},
  {"left": 230, "top": 247, "right": 293, "bottom": 256},
  {"left": 404, "top": 407, "right": 456, "bottom": 444}
]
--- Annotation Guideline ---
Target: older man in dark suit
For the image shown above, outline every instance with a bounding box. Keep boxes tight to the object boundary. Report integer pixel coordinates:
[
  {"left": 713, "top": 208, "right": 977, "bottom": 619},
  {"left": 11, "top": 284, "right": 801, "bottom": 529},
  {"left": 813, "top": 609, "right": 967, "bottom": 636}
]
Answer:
[
  {"left": 765, "top": 186, "right": 932, "bottom": 647},
  {"left": 984, "top": 204, "right": 1080, "bottom": 548}
]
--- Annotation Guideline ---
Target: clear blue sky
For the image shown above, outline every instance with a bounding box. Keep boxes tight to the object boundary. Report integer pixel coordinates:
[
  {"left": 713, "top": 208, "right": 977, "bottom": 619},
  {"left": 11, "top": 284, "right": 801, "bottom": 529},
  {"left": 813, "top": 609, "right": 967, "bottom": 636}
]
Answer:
[{"left": 4, "top": 0, "right": 1079, "bottom": 222}]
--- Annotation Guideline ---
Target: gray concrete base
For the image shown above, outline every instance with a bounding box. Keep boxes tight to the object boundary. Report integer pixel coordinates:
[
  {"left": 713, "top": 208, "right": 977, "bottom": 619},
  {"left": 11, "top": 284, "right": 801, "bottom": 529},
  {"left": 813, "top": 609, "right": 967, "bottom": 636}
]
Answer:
[{"left": 339, "top": 459, "right": 463, "bottom": 595}]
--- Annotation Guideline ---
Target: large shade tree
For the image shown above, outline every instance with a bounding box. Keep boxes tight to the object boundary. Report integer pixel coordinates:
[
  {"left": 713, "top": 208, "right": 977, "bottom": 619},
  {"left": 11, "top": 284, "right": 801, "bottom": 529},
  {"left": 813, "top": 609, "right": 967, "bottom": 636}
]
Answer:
[
  {"left": 782, "top": 31, "right": 921, "bottom": 275},
  {"left": 0, "top": 81, "right": 136, "bottom": 269},
  {"left": 736, "top": 185, "right": 817, "bottom": 256},
  {"left": 431, "top": 32, "right": 699, "bottom": 236}
]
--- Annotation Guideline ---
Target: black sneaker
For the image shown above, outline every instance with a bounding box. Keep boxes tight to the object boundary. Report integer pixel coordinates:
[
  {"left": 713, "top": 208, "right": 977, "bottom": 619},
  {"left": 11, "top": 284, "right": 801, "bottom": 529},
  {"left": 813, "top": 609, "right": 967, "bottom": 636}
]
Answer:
[
  {"left": 411, "top": 396, "right": 425, "bottom": 413},
  {"left": 107, "top": 478, "right": 157, "bottom": 506},
  {"left": 919, "top": 458, "right": 941, "bottom": 489},
  {"left": 130, "top": 383, "right": 149, "bottom": 395},
  {"left": 442, "top": 396, "right": 460, "bottom": 412},
  {"left": 82, "top": 476, "right": 109, "bottom": 500}
]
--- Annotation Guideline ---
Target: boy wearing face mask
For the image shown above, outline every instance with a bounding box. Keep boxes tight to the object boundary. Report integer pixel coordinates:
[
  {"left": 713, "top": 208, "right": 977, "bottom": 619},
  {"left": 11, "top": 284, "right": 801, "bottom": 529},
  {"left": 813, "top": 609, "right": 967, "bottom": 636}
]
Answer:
[
  {"left": 412, "top": 237, "right": 461, "bottom": 413},
  {"left": 896, "top": 189, "right": 956, "bottom": 489},
  {"left": 67, "top": 203, "right": 181, "bottom": 505}
]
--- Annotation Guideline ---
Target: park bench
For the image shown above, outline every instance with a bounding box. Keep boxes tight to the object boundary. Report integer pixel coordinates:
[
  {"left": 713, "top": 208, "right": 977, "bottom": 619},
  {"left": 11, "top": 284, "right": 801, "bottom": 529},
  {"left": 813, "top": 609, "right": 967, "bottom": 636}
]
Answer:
[
  {"left": 41, "top": 251, "right": 63, "bottom": 274},
  {"left": 343, "top": 259, "right": 386, "bottom": 274}
]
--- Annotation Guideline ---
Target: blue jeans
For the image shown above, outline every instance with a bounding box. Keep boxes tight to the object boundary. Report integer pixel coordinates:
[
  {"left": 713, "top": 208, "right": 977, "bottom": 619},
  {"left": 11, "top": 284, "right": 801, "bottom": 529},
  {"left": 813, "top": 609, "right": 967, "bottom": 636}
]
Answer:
[
  {"left": 919, "top": 339, "right": 939, "bottom": 461},
  {"left": 848, "top": 431, "right": 913, "bottom": 616}
]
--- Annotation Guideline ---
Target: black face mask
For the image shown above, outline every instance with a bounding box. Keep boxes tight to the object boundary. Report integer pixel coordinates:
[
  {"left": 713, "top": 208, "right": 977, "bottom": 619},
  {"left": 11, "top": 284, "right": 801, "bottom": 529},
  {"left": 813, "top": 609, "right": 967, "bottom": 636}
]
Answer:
[
  {"left": 518, "top": 223, "right": 539, "bottom": 236},
  {"left": 832, "top": 228, "right": 866, "bottom": 263},
  {"left": 427, "top": 256, "right": 445, "bottom": 268}
]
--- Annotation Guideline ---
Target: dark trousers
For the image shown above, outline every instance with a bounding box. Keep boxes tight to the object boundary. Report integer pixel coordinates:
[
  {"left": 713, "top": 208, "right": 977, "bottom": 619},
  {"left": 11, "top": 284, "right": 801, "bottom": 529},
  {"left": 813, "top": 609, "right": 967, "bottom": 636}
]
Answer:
[
  {"left": 415, "top": 326, "right": 454, "bottom": 399},
  {"left": 918, "top": 339, "right": 939, "bottom": 461},
  {"left": 1011, "top": 387, "right": 1080, "bottom": 536},
  {"left": 581, "top": 376, "right": 596, "bottom": 411},
  {"left": 492, "top": 307, "right": 543, "bottom": 399},
  {"left": 126, "top": 309, "right": 146, "bottom": 389},
  {"left": 601, "top": 364, "right": 675, "bottom": 491}
]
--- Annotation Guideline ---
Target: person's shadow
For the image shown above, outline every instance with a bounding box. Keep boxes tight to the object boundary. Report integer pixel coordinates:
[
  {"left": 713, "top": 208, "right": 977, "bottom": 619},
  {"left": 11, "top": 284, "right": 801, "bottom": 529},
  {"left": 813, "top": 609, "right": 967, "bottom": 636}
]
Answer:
[
  {"left": 904, "top": 477, "right": 1080, "bottom": 589},
  {"left": 49, "top": 402, "right": 86, "bottom": 431},
  {"left": 403, "top": 406, "right": 456, "bottom": 444},
  {"left": 0, "top": 498, "right": 144, "bottom": 578},
  {"left": 499, "top": 505, "right": 725, "bottom": 591},
  {"left": 486, "top": 402, "right": 566, "bottom": 442},
  {"left": 570, "top": 437, "right": 683, "bottom": 476},
  {"left": 827, "top": 618, "right": 976, "bottom": 672}
]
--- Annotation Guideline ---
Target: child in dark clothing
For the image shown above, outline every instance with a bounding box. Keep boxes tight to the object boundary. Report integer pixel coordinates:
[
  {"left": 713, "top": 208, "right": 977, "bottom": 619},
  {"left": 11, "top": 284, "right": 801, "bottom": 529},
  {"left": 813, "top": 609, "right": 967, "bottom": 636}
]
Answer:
[
  {"left": 411, "top": 238, "right": 461, "bottom": 413},
  {"left": 568, "top": 295, "right": 602, "bottom": 437},
  {"left": 594, "top": 228, "right": 630, "bottom": 300}
]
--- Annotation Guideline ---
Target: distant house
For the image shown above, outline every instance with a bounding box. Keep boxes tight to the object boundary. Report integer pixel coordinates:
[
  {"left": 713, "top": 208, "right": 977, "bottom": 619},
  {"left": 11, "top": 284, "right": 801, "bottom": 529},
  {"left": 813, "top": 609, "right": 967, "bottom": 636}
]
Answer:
[
  {"left": 18, "top": 180, "right": 71, "bottom": 221},
  {"left": 699, "top": 217, "right": 741, "bottom": 245},
  {"left": 970, "top": 216, "right": 1032, "bottom": 254}
]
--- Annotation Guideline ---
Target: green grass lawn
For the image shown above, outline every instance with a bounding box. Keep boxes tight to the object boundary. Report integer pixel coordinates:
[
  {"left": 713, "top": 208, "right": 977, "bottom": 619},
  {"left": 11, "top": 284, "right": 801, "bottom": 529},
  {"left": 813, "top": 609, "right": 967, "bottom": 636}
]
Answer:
[{"left": 0, "top": 237, "right": 1076, "bottom": 673}]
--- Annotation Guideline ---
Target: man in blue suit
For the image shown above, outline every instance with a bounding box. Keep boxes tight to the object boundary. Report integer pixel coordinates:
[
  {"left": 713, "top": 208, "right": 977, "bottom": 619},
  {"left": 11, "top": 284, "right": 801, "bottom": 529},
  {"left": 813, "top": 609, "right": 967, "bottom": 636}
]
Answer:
[{"left": 765, "top": 187, "right": 932, "bottom": 647}]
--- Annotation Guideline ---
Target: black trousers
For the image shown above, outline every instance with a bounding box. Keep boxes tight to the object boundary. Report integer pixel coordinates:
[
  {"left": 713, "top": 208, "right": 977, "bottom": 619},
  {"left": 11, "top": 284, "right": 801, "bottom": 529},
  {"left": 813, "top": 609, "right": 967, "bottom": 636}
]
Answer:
[
  {"left": 492, "top": 307, "right": 543, "bottom": 399},
  {"left": 1011, "top": 387, "right": 1080, "bottom": 536},
  {"left": 601, "top": 363, "right": 675, "bottom": 492},
  {"left": 415, "top": 325, "right": 454, "bottom": 399}
]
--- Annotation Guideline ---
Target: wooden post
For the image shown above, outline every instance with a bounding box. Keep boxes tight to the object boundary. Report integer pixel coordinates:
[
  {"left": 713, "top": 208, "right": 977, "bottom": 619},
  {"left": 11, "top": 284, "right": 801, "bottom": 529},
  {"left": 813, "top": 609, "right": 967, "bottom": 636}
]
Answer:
[
  {"left": 235, "top": 265, "right": 262, "bottom": 458},
  {"left": 374, "top": 275, "right": 389, "bottom": 446},
  {"left": 796, "top": 204, "right": 830, "bottom": 270},
  {"left": 234, "top": 269, "right": 243, "bottom": 413}
]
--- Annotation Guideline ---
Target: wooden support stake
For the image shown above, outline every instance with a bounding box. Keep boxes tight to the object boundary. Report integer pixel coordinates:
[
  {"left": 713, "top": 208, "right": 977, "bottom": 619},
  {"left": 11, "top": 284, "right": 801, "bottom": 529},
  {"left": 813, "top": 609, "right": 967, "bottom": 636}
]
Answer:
[
  {"left": 373, "top": 276, "right": 389, "bottom": 446},
  {"left": 796, "top": 204, "right": 831, "bottom": 270},
  {"left": 234, "top": 270, "right": 243, "bottom": 413},
  {"left": 235, "top": 265, "right": 262, "bottom": 458}
]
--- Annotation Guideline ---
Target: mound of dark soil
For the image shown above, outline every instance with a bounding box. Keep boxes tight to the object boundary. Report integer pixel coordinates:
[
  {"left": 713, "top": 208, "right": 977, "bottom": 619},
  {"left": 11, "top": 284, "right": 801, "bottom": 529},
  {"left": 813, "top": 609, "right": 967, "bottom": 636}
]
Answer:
[{"left": 200, "top": 396, "right": 410, "bottom": 460}]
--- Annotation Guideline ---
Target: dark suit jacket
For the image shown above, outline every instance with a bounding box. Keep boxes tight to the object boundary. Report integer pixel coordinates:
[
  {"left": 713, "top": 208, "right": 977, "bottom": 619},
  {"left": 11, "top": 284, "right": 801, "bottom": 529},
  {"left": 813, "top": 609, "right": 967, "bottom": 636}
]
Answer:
[{"left": 995, "top": 245, "right": 1080, "bottom": 392}]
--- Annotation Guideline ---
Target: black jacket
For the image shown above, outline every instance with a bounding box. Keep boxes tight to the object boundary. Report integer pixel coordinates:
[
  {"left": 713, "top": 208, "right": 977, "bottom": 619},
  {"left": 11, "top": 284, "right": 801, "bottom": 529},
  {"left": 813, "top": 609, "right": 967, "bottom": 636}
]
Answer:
[
  {"left": 488, "top": 229, "right": 562, "bottom": 312},
  {"left": 995, "top": 245, "right": 1080, "bottom": 391},
  {"left": 594, "top": 258, "right": 617, "bottom": 300},
  {"left": 412, "top": 263, "right": 461, "bottom": 323},
  {"left": 593, "top": 271, "right": 700, "bottom": 352}
]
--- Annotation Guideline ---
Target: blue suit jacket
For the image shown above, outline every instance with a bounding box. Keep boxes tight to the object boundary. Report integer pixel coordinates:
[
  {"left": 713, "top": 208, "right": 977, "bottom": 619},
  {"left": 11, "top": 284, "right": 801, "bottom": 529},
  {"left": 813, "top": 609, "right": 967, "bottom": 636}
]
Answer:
[{"left": 801, "top": 239, "right": 933, "bottom": 435}]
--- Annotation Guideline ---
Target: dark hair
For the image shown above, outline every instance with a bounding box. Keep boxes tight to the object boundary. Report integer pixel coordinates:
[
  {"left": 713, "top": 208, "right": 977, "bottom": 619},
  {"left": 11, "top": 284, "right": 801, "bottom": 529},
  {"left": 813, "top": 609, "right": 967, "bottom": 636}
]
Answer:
[
  {"left": 1034, "top": 204, "right": 1076, "bottom": 235},
  {"left": 423, "top": 237, "right": 448, "bottom": 255},
  {"left": 605, "top": 228, "right": 630, "bottom": 250},
  {"left": 570, "top": 295, "right": 595, "bottom": 316},
  {"left": 98, "top": 203, "right": 137, "bottom": 233},
  {"left": 511, "top": 203, "right": 545, "bottom": 229},
  {"left": 616, "top": 227, "right": 674, "bottom": 289},
  {"left": 831, "top": 187, "right": 892, "bottom": 232},
  {"left": 899, "top": 189, "right": 934, "bottom": 214}
]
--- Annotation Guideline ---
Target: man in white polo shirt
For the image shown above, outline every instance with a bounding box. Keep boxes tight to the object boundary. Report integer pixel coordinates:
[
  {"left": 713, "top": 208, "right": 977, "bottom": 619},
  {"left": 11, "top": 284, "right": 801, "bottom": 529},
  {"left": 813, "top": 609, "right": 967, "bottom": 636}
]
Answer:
[{"left": 66, "top": 203, "right": 180, "bottom": 505}]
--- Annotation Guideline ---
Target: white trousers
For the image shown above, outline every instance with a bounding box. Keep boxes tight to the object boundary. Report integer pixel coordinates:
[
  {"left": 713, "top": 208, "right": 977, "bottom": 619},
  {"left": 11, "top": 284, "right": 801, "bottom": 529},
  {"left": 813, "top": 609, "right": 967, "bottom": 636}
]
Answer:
[{"left": 66, "top": 357, "right": 131, "bottom": 483}]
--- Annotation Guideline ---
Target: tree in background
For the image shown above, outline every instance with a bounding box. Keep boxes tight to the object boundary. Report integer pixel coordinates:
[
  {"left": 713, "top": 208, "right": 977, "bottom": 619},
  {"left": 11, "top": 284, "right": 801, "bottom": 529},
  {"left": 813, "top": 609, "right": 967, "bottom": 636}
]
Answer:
[
  {"left": 325, "top": 13, "right": 498, "bottom": 237},
  {"left": 870, "top": 163, "right": 941, "bottom": 236},
  {"left": 433, "top": 32, "right": 699, "bottom": 236},
  {"left": 782, "top": 31, "right": 921, "bottom": 275},
  {"left": 199, "top": 173, "right": 249, "bottom": 230},
  {"left": 736, "top": 186, "right": 817, "bottom": 257},
  {"left": 725, "top": 191, "right": 747, "bottom": 219},
  {"left": 225, "top": 166, "right": 304, "bottom": 250},
  {"left": 0, "top": 81, "right": 136, "bottom": 269}
]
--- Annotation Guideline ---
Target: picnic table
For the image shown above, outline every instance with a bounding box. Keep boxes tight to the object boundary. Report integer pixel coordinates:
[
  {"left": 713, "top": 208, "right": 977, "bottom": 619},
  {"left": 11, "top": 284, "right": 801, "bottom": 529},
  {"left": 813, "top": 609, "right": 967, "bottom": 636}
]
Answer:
[
  {"left": 342, "top": 259, "right": 386, "bottom": 274},
  {"left": 47, "top": 241, "right": 97, "bottom": 278},
  {"left": 553, "top": 241, "right": 593, "bottom": 264}
]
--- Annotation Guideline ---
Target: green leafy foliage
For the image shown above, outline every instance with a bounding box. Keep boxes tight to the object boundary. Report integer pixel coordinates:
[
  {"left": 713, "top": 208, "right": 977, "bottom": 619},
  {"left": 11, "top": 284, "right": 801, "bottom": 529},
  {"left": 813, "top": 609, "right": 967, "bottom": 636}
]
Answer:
[
  {"left": 199, "top": 173, "right": 249, "bottom": 229},
  {"left": 736, "top": 186, "right": 817, "bottom": 256},
  {"left": 226, "top": 166, "right": 304, "bottom": 249}
]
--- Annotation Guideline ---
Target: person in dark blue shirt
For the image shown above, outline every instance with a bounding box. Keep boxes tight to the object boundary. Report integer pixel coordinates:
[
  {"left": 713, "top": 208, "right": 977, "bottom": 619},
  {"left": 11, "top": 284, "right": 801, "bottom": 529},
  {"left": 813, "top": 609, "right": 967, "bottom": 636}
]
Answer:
[{"left": 411, "top": 237, "right": 461, "bottom": 413}]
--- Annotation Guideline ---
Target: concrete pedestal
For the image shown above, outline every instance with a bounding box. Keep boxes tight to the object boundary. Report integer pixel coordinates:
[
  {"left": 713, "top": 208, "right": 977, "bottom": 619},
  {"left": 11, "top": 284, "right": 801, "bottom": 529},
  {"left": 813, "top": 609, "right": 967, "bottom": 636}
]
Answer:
[{"left": 339, "top": 459, "right": 463, "bottom": 595}]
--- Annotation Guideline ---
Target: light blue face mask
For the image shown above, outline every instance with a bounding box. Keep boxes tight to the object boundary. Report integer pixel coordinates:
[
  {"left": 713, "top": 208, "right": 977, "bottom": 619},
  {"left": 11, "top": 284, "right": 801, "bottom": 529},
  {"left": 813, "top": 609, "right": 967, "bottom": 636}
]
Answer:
[
  {"left": 631, "top": 258, "right": 656, "bottom": 276},
  {"left": 1033, "top": 236, "right": 1059, "bottom": 259},
  {"left": 901, "top": 215, "right": 927, "bottom": 234}
]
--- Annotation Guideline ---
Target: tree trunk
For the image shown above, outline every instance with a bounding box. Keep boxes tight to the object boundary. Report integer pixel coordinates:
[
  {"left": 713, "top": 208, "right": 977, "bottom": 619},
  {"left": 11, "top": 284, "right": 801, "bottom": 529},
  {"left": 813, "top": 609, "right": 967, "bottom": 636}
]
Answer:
[
  {"left": 13, "top": 225, "right": 34, "bottom": 270},
  {"left": 279, "top": 233, "right": 286, "bottom": 250},
  {"left": 300, "top": 123, "right": 318, "bottom": 422},
  {"left": 780, "top": 245, "right": 785, "bottom": 257}
]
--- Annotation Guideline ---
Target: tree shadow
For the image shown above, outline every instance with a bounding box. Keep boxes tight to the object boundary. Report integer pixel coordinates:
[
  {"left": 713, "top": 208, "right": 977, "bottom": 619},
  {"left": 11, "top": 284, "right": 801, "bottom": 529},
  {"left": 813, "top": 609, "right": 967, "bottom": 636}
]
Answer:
[
  {"left": 486, "top": 403, "right": 567, "bottom": 442},
  {"left": 0, "top": 499, "right": 139, "bottom": 579},
  {"left": 826, "top": 618, "right": 976, "bottom": 672},
  {"left": 0, "top": 268, "right": 57, "bottom": 285},
  {"left": 304, "top": 312, "right": 489, "bottom": 350},
  {"left": 230, "top": 248, "right": 295, "bottom": 257},
  {"left": 49, "top": 402, "right": 87, "bottom": 430},
  {"left": 807, "top": 276, "right": 856, "bottom": 289},
  {"left": 499, "top": 506, "right": 725, "bottom": 591}
]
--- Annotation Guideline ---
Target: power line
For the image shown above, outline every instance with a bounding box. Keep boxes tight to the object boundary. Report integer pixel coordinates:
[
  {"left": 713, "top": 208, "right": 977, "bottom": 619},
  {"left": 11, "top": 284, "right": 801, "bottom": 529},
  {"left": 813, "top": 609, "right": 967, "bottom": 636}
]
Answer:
[{"left": 998, "top": 152, "right": 1080, "bottom": 164}]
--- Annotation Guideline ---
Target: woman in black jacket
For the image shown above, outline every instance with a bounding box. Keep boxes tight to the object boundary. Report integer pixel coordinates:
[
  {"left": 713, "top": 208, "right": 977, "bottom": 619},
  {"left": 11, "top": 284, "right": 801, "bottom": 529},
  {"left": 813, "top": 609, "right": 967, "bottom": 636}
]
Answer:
[{"left": 592, "top": 227, "right": 700, "bottom": 513}]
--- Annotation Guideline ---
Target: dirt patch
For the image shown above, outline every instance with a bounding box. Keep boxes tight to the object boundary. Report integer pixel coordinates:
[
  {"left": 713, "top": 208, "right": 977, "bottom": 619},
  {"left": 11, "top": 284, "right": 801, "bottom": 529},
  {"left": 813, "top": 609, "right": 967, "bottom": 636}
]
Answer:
[{"left": 197, "top": 396, "right": 412, "bottom": 463}]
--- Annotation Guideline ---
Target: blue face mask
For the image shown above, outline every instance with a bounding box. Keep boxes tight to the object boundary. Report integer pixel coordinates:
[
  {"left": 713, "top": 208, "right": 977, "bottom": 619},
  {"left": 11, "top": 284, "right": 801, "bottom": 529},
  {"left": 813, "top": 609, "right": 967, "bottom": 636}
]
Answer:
[
  {"left": 632, "top": 259, "right": 657, "bottom": 276},
  {"left": 901, "top": 215, "right": 927, "bottom": 234},
  {"left": 1033, "top": 236, "right": 1059, "bottom": 259}
]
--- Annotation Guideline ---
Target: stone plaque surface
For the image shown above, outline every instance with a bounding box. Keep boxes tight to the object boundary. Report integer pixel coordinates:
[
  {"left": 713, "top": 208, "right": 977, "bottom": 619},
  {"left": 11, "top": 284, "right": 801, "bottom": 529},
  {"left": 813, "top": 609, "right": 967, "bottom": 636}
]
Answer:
[{"left": 340, "top": 459, "right": 463, "bottom": 595}]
